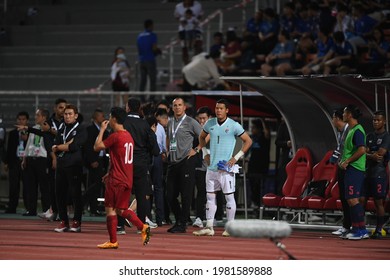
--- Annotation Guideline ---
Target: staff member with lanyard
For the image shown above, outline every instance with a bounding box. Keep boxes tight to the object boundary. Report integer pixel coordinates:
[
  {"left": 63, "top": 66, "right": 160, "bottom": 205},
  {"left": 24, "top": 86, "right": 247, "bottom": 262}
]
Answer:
[
  {"left": 166, "top": 97, "right": 202, "bottom": 233},
  {"left": 52, "top": 104, "right": 87, "bottom": 233}
]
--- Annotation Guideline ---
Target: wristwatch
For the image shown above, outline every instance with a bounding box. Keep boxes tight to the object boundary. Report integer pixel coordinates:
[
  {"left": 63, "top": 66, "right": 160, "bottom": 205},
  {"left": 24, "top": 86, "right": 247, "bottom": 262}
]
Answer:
[{"left": 194, "top": 147, "right": 200, "bottom": 153}]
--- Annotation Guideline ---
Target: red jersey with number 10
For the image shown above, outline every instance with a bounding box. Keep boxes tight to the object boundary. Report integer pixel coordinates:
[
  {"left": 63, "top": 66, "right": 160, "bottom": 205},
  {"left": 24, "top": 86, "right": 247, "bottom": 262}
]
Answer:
[{"left": 103, "top": 130, "right": 134, "bottom": 189}]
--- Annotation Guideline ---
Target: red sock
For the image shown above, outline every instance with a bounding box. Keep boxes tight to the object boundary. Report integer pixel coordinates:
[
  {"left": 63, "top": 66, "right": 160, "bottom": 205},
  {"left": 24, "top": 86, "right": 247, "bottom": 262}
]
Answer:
[
  {"left": 121, "top": 209, "right": 144, "bottom": 230},
  {"left": 107, "top": 215, "right": 117, "bottom": 243}
]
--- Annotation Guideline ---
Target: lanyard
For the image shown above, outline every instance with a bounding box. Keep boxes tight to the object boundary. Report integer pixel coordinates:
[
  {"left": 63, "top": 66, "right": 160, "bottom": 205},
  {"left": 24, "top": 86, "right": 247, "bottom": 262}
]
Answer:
[
  {"left": 52, "top": 120, "right": 63, "bottom": 131},
  {"left": 63, "top": 122, "right": 79, "bottom": 143},
  {"left": 171, "top": 114, "right": 186, "bottom": 140}
]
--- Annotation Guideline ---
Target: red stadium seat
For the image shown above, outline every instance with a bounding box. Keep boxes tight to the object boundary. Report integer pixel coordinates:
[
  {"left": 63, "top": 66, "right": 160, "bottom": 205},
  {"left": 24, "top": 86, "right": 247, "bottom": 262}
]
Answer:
[
  {"left": 308, "top": 181, "right": 340, "bottom": 210},
  {"left": 263, "top": 148, "right": 313, "bottom": 210},
  {"left": 300, "top": 150, "right": 337, "bottom": 209}
]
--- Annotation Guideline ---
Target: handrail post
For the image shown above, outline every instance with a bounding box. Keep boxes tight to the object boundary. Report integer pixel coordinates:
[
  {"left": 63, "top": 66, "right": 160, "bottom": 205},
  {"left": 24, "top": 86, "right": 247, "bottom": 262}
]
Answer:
[
  {"left": 218, "top": 9, "right": 223, "bottom": 32},
  {"left": 169, "top": 43, "right": 174, "bottom": 83}
]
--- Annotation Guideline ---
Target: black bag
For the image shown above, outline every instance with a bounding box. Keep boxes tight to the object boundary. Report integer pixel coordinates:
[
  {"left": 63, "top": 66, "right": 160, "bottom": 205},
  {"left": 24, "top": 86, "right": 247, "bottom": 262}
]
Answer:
[{"left": 302, "top": 180, "right": 329, "bottom": 198}]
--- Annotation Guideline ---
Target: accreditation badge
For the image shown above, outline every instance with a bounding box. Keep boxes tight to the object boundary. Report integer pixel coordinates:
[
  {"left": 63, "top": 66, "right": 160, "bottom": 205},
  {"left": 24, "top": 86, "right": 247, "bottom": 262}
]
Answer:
[{"left": 170, "top": 139, "right": 177, "bottom": 152}]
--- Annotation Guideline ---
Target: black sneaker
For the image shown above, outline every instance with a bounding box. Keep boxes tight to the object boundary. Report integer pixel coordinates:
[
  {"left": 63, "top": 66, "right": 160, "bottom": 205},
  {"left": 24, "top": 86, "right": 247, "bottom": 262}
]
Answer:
[{"left": 117, "top": 226, "right": 126, "bottom": 235}]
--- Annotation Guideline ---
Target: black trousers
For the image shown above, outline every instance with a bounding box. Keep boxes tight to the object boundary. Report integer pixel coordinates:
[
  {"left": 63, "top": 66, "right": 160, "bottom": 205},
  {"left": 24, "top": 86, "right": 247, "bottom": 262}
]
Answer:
[
  {"left": 338, "top": 168, "right": 351, "bottom": 229},
  {"left": 7, "top": 161, "right": 28, "bottom": 212},
  {"left": 84, "top": 158, "right": 106, "bottom": 213},
  {"left": 55, "top": 164, "right": 83, "bottom": 223},
  {"left": 166, "top": 156, "right": 196, "bottom": 226},
  {"left": 133, "top": 164, "right": 153, "bottom": 223},
  {"left": 24, "top": 157, "right": 50, "bottom": 214},
  {"left": 151, "top": 155, "right": 165, "bottom": 224},
  {"left": 194, "top": 169, "right": 206, "bottom": 220}
]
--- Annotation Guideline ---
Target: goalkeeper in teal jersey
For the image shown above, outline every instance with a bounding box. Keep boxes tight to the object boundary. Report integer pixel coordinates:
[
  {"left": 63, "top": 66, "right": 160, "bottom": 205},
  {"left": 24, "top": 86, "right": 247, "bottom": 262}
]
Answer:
[{"left": 193, "top": 99, "right": 252, "bottom": 237}]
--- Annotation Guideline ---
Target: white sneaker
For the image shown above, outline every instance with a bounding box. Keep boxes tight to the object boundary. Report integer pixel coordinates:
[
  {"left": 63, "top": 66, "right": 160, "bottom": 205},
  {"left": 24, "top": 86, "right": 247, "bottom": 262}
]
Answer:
[
  {"left": 38, "top": 209, "right": 52, "bottom": 220},
  {"left": 222, "top": 230, "right": 230, "bottom": 237},
  {"left": 332, "top": 227, "right": 349, "bottom": 236},
  {"left": 192, "top": 217, "right": 204, "bottom": 228},
  {"left": 193, "top": 227, "right": 214, "bottom": 236},
  {"left": 146, "top": 216, "right": 158, "bottom": 229}
]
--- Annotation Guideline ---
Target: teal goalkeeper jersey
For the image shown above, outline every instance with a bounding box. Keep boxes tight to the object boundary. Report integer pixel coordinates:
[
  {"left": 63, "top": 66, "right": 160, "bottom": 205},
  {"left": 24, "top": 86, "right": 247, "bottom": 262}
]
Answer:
[{"left": 203, "top": 117, "right": 245, "bottom": 171}]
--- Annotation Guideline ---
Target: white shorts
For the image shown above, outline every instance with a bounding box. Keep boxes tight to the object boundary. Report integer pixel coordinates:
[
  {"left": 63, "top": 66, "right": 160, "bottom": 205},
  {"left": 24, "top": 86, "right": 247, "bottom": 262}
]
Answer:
[{"left": 206, "top": 169, "right": 236, "bottom": 194}]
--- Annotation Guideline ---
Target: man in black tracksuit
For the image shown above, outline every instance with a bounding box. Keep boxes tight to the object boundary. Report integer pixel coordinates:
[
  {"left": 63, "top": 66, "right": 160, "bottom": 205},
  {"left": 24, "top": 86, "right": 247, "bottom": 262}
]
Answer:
[
  {"left": 52, "top": 104, "right": 87, "bottom": 233},
  {"left": 122, "top": 98, "right": 159, "bottom": 227}
]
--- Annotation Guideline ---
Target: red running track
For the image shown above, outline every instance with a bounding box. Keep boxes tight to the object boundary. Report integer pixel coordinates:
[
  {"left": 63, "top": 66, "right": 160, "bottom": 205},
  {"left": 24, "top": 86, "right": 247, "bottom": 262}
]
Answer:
[{"left": 0, "top": 218, "right": 389, "bottom": 260}]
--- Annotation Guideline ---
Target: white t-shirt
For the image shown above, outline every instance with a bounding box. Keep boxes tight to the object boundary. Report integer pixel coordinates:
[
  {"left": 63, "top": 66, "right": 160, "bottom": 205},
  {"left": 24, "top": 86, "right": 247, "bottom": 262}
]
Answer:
[
  {"left": 182, "top": 52, "right": 222, "bottom": 88},
  {"left": 174, "top": 1, "right": 203, "bottom": 19}
]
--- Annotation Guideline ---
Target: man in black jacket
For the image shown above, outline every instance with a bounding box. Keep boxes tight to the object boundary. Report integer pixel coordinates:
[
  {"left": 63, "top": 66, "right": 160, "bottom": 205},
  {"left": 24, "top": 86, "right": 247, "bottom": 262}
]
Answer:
[
  {"left": 52, "top": 104, "right": 87, "bottom": 233},
  {"left": 83, "top": 109, "right": 108, "bottom": 216},
  {"left": 121, "top": 98, "right": 159, "bottom": 232},
  {"left": 3, "top": 111, "right": 29, "bottom": 214}
]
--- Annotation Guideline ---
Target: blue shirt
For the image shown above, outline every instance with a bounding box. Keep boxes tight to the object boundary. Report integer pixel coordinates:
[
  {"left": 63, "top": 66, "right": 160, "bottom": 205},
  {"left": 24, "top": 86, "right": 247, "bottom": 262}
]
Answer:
[
  {"left": 260, "top": 19, "right": 279, "bottom": 36},
  {"left": 317, "top": 37, "right": 333, "bottom": 57},
  {"left": 137, "top": 29, "right": 157, "bottom": 62},
  {"left": 246, "top": 17, "right": 263, "bottom": 34},
  {"left": 203, "top": 117, "right": 245, "bottom": 171},
  {"left": 354, "top": 15, "right": 377, "bottom": 37},
  {"left": 271, "top": 40, "right": 295, "bottom": 64},
  {"left": 332, "top": 41, "right": 354, "bottom": 56}
]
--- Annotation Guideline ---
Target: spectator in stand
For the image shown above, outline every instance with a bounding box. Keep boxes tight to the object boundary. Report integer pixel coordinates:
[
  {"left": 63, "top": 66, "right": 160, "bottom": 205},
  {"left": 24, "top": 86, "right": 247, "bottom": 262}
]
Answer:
[
  {"left": 174, "top": 0, "right": 204, "bottom": 65},
  {"left": 18, "top": 109, "right": 53, "bottom": 217},
  {"left": 209, "top": 32, "right": 224, "bottom": 56},
  {"left": 137, "top": 19, "right": 161, "bottom": 96},
  {"left": 83, "top": 109, "right": 109, "bottom": 216},
  {"left": 357, "top": 27, "right": 390, "bottom": 77},
  {"left": 333, "top": 4, "right": 354, "bottom": 41},
  {"left": 256, "top": 8, "right": 279, "bottom": 63},
  {"left": 52, "top": 104, "right": 87, "bottom": 233},
  {"left": 3, "top": 112, "right": 29, "bottom": 214},
  {"left": 295, "top": 5, "right": 315, "bottom": 40},
  {"left": 349, "top": 3, "right": 378, "bottom": 54},
  {"left": 244, "top": 9, "right": 263, "bottom": 50},
  {"left": 364, "top": 110, "right": 389, "bottom": 239},
  {"left": 321, "top": 31, "right": 354, "bottom": 75},
  {"left": 218, "top": 28, "right": 242, "bottom": 75},
  {"left": 178, "top": 9, "right": 202, "bottom": 54},
  {"left": 299, "top": 26, "right": 333, "bottom": 75},
  {"left": 0, "top": 117, "right": 5, "bottom": 179},
  {"left": 111, "top": 47, "right": 131, "bottom": 106},
  {"left": 174, "top": 0, "right": 203, "bottom": 20},
  {"left": 260, "top": 30, "right": 295, "bottom": 76},
  {"left": 280, "top": 2, "right": 298, "bottom": 38},
  {"left": 182, "top": 50, "right": 228, "bottom": 91},
  {"left": 237, "top": 40, "right": 258, "bottom": 74}
]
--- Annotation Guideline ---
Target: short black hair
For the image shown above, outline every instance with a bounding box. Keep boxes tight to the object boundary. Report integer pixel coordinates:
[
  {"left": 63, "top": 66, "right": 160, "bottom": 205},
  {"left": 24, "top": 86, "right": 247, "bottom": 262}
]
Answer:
[
  {"left": 17, "top": 111, "right": 29, "bottom": 119},
  {"left": 344, "top": 104, "right": 362, "bottom": 119},
  {"left": 216, "top": 98, "right": 229, "bottom": 109},
  {"left": 373, "top": 110, "right": 386, "bottom": 119},
  {"left": 92, "top": 108, "right": 104, "bottom": 120},
  {"left": 333, "top": 108, "right": 344, "bottom": 120},
  {"left": 144, "top": 19, "right": 153, "bottom": 29},
  {"left": 55, "top": 98, "right": 67, "bottom": 105},
  {"left": 145, "top": 115, "right": 157, "bottom": 128},
  {"left": 196, "top": 106, "right": 212, "bottom": 116},
  {"left": 110, "top": 107, "right": 127, "bottom": 124},
  {"left": 127, "top": 97, "right": 141, "bottom": 113},
  {"left": 155, "top": 108, "right": 168, "bottom": 118},
  {"left": 39, "top": 108, "right": 50, "bottom": 121}
]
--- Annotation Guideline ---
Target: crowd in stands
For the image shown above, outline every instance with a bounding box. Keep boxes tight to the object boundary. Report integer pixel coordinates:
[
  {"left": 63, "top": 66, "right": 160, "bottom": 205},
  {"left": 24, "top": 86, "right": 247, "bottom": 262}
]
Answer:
[{"left": 177, "top": 0, "right": 390, "bottom": 88}]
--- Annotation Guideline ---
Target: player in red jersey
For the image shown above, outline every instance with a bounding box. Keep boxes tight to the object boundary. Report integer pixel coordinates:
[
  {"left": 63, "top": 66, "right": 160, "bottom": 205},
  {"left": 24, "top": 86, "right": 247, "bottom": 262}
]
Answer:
[{"left": 94, "top": 107, "right": 150, "bottom": 249}]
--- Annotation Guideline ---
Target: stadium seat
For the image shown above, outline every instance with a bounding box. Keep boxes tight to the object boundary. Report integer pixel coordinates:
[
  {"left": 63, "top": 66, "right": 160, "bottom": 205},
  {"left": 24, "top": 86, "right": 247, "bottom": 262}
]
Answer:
[
  {"left": 308, "top": 181, "right": 340, "bottom": 210},
  {"left": 300, "top": 150, "right": 337, "bottom": 209},
  {"left": 262, "top": 147, "right": 313, "bottom": 211}
]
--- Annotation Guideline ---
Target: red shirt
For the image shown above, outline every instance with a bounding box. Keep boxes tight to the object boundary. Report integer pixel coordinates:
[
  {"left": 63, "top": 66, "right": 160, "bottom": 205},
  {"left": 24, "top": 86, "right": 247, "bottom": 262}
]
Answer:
[{"left": 103, "top": 130, "right": 134, "bottom": 189}]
